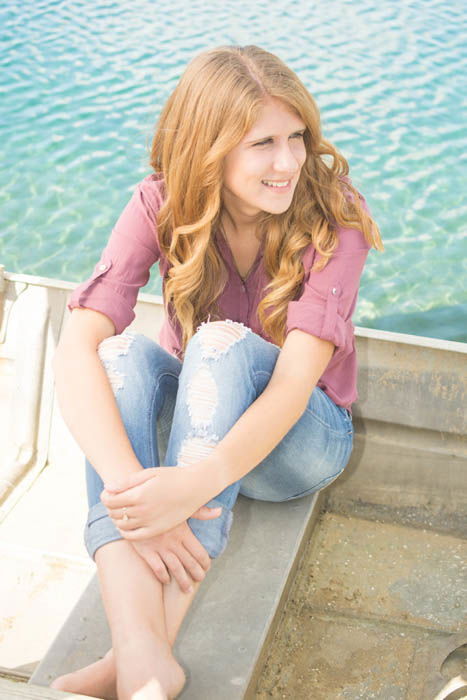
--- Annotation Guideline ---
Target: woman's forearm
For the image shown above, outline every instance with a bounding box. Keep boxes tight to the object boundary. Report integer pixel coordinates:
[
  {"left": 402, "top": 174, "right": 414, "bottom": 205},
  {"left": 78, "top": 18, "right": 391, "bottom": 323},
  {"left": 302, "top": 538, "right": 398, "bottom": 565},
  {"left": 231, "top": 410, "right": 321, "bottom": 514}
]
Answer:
[
  {"left": 53, "top": 342, "right": 143, "bottom": 484},
  {"left": 197, "top": 379, "right": 310, "bottom": 497},
  {"left": 196, "top": 330, "right": 334, "bottom": 498}
]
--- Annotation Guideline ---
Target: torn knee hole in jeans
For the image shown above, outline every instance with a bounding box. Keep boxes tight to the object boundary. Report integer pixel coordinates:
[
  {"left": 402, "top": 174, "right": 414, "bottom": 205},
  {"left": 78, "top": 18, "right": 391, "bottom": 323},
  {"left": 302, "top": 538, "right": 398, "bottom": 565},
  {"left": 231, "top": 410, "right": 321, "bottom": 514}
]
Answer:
[
  {"left": 186, "top": 364, "right": 218, "bottom": 427},
  {"left": 177, "top": 320, "right": 249, "bottom": 465},
  {"left": 97, "top": 331, "right": 136, "bottom": 393},
  {"left": 177, "top": 431, "right": 220, "bottom": 467},
  {"left": 181, "top": 363, "right": 219, "bottom": 463},
  {"left": 195, "top": 319, "right": 249, "bottom": 360}
]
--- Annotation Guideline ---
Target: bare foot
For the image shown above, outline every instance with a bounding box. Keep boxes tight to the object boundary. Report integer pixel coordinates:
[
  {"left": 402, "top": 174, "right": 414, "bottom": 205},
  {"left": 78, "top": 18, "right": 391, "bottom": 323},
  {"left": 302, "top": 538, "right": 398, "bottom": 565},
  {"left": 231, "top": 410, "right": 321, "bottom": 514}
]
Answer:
[
  {"left": 50, "top": 635, "right": 186, "bottom": 700},
  {"left": 116, "top": 636, "right": 186, "bottom": 700},
  {"left": 50, "top": 648, "right": 117, "bottom": 699}
]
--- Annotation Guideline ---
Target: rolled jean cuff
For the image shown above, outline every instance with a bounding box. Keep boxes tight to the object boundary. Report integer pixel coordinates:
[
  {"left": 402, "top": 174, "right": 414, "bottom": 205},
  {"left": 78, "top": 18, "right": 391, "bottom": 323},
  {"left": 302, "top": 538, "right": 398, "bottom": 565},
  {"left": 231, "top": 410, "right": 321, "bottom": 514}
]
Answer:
[
  {"left": 84, "top": 498, "right": 234, "bottom": 562},
  {"left": 187, "top": 497, "right": 234, "bottom": 559},
  {"left": 84, "top": 500, "right": 122, "bottom": 561}
]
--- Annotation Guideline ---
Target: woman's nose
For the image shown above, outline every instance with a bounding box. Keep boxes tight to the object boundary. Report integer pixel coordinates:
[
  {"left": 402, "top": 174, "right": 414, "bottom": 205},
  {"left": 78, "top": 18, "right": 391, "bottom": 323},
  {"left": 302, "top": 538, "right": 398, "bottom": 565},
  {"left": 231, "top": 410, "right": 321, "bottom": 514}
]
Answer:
[{"left": 272, "top": 143, "right": 300, "bottom": 173}]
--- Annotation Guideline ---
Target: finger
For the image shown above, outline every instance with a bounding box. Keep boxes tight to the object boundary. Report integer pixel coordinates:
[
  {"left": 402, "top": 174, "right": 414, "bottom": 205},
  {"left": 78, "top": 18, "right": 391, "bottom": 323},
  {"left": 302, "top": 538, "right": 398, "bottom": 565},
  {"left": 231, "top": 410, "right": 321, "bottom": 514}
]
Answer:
[
  {"left": 140, "top": 551, "right": 170, "bottom": 585},
  {"left": 106, "top": 506, "right": 139, "bottom": 528},
  {"left": 113, "top": 516, "right": 141, "bottom": 531},
  {"left": 104, "top": 468, "right": 159, "bottom": 493},
  {"left": 183, "top": 532, "right": 212, "bottom": 571},
  {"left": 162, "top": 551, "right": 193, "bottom": 594},
  {"left": 177, "top": 545, "right": 207, "bottom": 583},
  {"left": 117, "top": 526, "right": 153, "bottom": 541},
  {"left": 106, "top": 505, "right": 135, "bottom": 520},
  {"left": 100, "top": 490, "right": 138, "bottom": 508},
  {"left": 191, "top": 505, "right": 223, "bottom": 520}
]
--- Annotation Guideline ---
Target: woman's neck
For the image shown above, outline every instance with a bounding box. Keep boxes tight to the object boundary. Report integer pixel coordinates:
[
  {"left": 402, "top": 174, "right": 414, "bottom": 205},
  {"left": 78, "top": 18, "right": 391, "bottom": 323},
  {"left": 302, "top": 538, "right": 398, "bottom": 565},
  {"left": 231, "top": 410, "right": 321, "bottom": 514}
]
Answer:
[{"left": 220, "top": 209, "right": 263, "bottom": 243}]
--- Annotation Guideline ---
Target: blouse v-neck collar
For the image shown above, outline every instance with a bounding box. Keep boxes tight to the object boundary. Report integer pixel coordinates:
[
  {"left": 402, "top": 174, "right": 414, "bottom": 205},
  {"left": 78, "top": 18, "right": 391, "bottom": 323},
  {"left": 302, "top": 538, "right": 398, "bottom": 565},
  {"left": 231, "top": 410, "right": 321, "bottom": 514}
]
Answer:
[{"left": 214, "top": 226, "right": 266, "bottom": 283}]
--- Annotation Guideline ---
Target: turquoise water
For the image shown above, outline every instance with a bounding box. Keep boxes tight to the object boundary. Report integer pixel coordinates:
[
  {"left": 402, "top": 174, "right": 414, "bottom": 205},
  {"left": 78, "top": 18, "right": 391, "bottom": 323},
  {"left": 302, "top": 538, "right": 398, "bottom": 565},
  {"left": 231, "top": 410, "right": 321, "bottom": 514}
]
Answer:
[{"left": 1, "top": 0, "right": 466, "bottom": 342}]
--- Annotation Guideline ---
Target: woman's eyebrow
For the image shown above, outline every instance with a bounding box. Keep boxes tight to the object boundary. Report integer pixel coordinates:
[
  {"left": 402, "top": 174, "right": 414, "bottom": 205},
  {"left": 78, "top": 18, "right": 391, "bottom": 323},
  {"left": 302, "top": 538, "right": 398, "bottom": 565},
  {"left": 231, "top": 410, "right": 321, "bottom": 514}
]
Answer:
[{"left": 245, "top": 128, "right": 306, "bottom": 144}]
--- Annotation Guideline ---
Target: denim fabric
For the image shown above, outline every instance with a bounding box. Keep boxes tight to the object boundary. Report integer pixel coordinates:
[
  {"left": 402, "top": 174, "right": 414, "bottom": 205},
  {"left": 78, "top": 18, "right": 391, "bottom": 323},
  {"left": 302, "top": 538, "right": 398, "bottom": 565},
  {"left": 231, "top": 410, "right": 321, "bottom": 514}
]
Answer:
[{"left": 84, "top": 321, "right": 354, "bottom": 560}]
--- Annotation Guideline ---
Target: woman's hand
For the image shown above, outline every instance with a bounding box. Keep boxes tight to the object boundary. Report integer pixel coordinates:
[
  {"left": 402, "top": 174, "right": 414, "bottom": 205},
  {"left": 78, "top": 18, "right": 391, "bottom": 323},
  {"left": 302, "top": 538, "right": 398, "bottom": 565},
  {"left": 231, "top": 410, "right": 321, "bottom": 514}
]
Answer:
[
  {"left": 130, "top": 520, "right": 212, "bottom": 593},
  {"left": 100, "top": 466, "right": 222, "bottom": 540}
]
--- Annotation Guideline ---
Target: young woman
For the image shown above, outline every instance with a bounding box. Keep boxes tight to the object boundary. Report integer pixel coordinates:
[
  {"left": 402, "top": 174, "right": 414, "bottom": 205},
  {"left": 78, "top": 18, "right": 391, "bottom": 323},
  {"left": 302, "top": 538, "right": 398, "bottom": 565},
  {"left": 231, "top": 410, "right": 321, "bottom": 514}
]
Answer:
[{"left": 51, "top": 44, "right": 382, "bottom": 700}]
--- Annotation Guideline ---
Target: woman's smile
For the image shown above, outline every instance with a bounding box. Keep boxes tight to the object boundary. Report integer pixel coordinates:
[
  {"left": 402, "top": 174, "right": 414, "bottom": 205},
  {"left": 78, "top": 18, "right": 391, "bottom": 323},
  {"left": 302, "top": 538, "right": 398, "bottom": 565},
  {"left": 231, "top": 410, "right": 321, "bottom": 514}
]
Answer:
[{"left": 261, "top": 178, "right": 294, "bottom": 192}]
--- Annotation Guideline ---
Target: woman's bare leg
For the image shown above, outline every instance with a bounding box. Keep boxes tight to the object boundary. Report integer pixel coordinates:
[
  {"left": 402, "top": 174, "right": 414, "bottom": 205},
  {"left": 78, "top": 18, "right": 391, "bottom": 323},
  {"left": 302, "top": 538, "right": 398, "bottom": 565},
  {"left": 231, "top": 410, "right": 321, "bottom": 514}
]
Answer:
[{"left": 51, "top": 539, "right": 201, "bottom": 700}]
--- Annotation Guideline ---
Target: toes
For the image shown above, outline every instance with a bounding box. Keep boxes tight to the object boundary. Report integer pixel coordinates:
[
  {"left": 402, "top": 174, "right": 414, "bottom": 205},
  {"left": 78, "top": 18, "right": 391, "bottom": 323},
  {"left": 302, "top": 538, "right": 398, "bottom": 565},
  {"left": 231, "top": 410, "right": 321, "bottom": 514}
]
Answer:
[{"left": 50, "top": 676, "right": 69, "bottom": 691}]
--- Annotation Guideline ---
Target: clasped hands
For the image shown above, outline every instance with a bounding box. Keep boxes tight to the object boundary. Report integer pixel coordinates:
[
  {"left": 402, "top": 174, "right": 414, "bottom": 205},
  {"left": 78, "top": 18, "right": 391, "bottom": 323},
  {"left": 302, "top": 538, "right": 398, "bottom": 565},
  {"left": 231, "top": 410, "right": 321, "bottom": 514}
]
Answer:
[
  {"left": 100, "top": 465, "right": 222, "bottom": 592},
  {"left": 100, "top": 465, "right": 221, "bottom": 539}
]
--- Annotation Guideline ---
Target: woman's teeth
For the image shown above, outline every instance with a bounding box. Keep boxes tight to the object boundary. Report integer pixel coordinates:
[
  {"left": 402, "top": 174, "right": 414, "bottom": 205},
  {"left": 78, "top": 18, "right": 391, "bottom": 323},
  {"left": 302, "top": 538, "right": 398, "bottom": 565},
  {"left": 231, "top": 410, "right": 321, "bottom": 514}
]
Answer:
[{"left": 262, "top": 180, "right": 291, "bottom": 188}]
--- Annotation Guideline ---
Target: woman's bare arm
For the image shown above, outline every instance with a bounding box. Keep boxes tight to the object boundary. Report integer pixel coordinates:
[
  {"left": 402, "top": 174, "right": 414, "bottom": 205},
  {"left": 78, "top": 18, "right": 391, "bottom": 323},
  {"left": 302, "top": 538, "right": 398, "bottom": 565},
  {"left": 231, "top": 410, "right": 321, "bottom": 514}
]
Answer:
[
  {"left": 55, "top": 308, "right": 216, "bottom": 587},
  {"left": 52, "top": 308, "right": 144, "bottom": 483},
  {"left": 197, "top": 329, "right": 335, "bottom": 495}
]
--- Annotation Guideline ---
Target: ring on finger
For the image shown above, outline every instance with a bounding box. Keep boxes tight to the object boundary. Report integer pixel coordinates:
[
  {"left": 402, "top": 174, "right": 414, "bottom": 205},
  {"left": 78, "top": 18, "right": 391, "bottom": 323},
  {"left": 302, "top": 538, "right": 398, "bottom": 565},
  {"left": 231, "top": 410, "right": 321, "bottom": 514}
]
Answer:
[{"left": 122, "top": 507, "right": 129, "bottom": 521}]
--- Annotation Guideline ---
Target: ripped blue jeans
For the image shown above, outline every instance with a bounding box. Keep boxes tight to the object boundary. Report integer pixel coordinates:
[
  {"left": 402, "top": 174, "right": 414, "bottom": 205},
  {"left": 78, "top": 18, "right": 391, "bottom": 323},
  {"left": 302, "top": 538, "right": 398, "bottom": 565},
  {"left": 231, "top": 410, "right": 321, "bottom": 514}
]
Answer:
[{"left": 84, "top": 320, "right": 354, "bottom": 560}]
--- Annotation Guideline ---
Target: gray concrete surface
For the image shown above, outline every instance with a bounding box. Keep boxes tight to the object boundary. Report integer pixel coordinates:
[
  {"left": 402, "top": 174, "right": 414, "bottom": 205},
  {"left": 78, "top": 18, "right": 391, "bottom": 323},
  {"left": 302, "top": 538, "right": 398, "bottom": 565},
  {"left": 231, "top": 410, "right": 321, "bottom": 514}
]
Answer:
[
  {"left": 326, "top": 437, "right": 467, "bottom": 538},
  {"left": 30, "top": 492, "right": 323, "bottom": 698},
  {"left": 254, "top": 510, "right": 467, "bottom": 700},
  {"left": 288, "top": 513, "right": 466, "bottom": 633}
]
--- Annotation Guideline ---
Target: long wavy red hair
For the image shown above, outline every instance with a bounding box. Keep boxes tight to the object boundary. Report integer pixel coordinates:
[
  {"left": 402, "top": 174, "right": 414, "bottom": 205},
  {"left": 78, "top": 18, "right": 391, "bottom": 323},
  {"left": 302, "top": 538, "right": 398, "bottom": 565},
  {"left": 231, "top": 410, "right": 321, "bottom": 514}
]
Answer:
[{"left": 149, "top": 45, "right": 383, "bottom": 352}]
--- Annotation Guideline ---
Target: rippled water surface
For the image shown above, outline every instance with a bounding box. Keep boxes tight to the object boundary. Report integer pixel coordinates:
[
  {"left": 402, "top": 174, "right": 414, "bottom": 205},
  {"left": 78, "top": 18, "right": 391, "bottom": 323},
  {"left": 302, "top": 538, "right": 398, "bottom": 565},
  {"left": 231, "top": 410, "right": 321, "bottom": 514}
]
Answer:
[{"left": 1, "top": 0, "right": 466, "bottom": 341}]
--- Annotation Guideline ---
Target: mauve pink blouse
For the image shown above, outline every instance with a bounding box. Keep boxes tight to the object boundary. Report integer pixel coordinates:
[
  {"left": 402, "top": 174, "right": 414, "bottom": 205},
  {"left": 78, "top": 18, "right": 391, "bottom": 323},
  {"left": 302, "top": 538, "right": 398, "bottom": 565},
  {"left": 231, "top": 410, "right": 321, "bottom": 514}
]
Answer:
[{"left": 67, "top": 173, "right": 373, "bottom": 412}]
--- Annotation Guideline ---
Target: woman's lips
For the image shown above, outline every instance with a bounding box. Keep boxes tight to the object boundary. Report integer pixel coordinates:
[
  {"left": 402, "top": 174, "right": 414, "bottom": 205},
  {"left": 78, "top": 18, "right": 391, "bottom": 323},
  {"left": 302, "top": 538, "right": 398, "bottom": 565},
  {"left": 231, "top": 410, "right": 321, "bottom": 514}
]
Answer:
[{"left": 261, "top": 179, "right": 292, "bottom": 192}]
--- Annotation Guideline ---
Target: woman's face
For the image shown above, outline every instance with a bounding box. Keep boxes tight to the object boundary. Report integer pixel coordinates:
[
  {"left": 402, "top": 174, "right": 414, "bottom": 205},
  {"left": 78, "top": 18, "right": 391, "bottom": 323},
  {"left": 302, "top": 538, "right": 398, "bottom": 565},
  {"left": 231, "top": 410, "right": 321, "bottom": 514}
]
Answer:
[{"left": 222, "top": 97, "right": 307, "bottom": 223}]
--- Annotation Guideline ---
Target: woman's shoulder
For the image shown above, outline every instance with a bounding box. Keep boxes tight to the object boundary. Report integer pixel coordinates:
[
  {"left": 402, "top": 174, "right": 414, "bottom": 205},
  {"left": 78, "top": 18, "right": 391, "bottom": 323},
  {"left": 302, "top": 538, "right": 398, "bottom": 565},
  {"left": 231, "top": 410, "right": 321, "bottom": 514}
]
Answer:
[
  {"left": 334, "top": 175, "right": 373, "bottom": 252},
  {"left": 135, "top": 172, "right": 167, "bottom": 218},
  {"left": 337, "top": 174, "right": 369, "bottom": 209},
  {"left": 337, "top": 175, "right": 373, "bottom": 223}
]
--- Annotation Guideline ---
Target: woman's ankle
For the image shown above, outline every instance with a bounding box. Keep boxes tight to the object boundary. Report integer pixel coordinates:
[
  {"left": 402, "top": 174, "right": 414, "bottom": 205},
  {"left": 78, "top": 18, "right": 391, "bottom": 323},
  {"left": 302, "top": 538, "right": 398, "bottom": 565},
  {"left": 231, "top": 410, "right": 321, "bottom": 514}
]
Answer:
[
  {"left": 114, "top": 625, "right": 172, "bottom": 657},
  {"left": 115, "top": 636, "right": 185, "bottom": 700}
]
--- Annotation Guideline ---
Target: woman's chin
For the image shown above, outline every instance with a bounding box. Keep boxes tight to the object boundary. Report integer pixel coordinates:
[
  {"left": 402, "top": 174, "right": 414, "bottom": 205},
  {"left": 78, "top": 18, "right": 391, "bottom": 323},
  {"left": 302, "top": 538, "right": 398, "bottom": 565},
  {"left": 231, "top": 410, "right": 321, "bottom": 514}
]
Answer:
[{"left": 262, "top": 200, "right": 294, "bottom": 215}]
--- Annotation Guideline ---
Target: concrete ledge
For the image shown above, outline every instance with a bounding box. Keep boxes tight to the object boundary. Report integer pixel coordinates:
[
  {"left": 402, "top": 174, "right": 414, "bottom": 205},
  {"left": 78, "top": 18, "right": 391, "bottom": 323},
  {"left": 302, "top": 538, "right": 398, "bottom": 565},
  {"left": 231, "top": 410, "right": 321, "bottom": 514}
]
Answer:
[
  {"left": 354, "top": 327, "right": 466, "bottom": 442},
  {"left": 30, "top": 492, "right": 324, "bottom": 698}
]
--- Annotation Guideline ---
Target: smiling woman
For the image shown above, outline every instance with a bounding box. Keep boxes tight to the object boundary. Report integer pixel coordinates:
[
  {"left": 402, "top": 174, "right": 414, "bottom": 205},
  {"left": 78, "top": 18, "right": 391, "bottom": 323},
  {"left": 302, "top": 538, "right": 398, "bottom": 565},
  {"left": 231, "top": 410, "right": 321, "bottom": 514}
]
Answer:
[{"left": 51, "top": 44, "right": 382, "bottom": 699}]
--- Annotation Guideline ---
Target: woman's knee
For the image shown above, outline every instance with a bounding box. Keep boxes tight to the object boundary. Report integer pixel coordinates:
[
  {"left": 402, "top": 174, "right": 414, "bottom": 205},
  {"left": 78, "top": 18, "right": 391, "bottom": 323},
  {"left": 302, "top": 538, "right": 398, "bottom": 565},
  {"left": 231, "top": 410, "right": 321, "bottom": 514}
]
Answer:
[
  {"left": 186, "top": 319, "right": 253, "bottom": 361},
  {"left": 97, "top": 331, "right": 179, "bottom": 395},
  {"left": 97, "top": 331, "right": 140, "bottom": 393}
]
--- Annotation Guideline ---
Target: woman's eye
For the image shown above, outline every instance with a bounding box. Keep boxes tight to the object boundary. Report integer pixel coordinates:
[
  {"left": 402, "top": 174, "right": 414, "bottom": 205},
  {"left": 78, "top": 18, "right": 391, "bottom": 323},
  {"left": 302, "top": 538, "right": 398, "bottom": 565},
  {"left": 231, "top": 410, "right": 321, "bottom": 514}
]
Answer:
[{"left": 253, "top": 132, "right": 305, "bottom": 147}]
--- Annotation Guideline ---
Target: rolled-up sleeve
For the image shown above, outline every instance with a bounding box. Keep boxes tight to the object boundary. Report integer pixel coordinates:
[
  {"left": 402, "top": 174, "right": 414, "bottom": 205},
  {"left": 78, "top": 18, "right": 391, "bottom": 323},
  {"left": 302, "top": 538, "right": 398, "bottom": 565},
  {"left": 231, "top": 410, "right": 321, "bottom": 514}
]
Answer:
[
  {"left": 67, "top": 176, "right": 162, "bottom": 335},
  {"left": 286, "top": 199, "right": 372, "bottom": 354}
]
